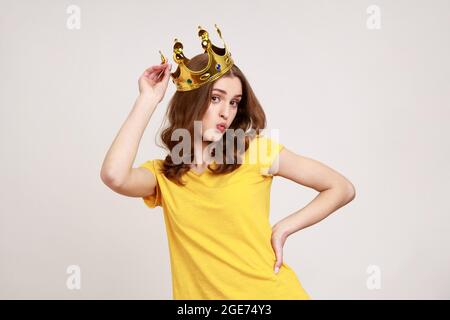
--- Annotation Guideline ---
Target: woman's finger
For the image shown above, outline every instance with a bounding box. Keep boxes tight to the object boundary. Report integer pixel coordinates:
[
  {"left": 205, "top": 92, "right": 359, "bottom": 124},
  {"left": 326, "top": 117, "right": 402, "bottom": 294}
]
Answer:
[
  {"left": 147, "top": 63, "right": 166, "bottom": 70},
  {"left": 144, "top": 63, "right": 167, "bottom": 76},
  {"left": 271, "top": 231, "right": 285, "bottom": 274},
  {"left": 273, "top": 241, "right": 283, "bottom": 274},
  {"left": 153, "top": 64, "right": 170, "bottom": 82}
]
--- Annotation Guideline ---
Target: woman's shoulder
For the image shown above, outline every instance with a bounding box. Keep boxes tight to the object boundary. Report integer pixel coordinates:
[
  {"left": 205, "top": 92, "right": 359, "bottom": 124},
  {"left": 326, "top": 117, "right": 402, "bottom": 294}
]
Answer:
[
  {"left": 243, "top": 133, "right": 285, "bottom": 172},
  {"left": 246, "top": 133, "right": 284, "bottom": 153},
  {"left": 138, "top": 158, "right": 165, "bottom": 175}
]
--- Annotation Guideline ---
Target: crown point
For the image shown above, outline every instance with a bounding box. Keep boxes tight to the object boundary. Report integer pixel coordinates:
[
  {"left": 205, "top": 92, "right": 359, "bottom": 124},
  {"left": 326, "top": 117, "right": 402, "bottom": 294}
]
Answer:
[
  {"left": 159, "top": 50, "right": 167, "bottom": 64},
  {"left": 169, "top": 25, "right": 234, "bottom": 92}
]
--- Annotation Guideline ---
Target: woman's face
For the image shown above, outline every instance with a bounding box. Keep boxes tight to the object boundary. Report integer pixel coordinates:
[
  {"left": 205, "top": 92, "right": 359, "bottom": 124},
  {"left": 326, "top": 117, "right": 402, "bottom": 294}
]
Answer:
[{"left": 201, "top": 76, "right": 242, "bottom": 142}]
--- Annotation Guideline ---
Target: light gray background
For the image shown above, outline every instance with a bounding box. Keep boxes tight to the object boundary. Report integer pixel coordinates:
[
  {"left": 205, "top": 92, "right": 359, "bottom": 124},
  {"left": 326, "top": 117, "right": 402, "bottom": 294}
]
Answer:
[{"left": 1, "top": 0, "right": 449, "bottom": 299}]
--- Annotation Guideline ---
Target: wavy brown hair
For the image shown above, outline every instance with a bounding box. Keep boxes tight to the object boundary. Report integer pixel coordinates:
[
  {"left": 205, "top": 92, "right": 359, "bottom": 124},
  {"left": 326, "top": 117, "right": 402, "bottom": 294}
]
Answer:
[{"left": 156, "top": 53, "right": 267, "bottom": 185}]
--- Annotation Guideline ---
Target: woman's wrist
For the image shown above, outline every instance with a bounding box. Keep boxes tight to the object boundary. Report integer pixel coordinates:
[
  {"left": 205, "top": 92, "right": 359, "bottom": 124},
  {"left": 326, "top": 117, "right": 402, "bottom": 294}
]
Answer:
[
  {"left": 272, "top": 221, "right": 292, "bottom": 239},
  {"left": 138, "top": 92, "right": 159, "bottom": 105}
]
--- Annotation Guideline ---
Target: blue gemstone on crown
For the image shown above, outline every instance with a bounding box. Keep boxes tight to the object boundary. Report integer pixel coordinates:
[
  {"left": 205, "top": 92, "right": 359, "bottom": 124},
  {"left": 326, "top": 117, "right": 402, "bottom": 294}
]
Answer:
[
  {"left": 216, "top": 64, "right": 221, "bottom": 71},
  {"left": 187, "top": 79, "right": 192, "bottom": 84}
]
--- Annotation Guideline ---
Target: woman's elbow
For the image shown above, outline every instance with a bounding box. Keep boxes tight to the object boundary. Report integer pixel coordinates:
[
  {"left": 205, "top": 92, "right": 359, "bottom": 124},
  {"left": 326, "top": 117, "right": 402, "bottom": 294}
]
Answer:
[
  {"left": 344, "top": 181, "right": 356, "bottom": 202},
  {"left": 100, "top": 167, "right": 123, "bottom": 189}
]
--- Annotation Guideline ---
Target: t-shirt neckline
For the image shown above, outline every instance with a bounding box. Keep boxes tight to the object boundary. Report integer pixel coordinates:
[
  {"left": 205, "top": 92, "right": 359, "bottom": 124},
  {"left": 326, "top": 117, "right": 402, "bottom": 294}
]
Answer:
[{"left": 187, "top": 135, "right": 258, "bottom": 177}]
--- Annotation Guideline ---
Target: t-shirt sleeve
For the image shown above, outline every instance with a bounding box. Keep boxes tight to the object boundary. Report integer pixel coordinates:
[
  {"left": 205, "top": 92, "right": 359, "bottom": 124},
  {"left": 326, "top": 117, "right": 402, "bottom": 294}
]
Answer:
[
  {"left": 138, "top": 159, "right": 163, "bottom": 208},
  {"left": 255, "top": 135, "right": 285, "bottom": 177}
]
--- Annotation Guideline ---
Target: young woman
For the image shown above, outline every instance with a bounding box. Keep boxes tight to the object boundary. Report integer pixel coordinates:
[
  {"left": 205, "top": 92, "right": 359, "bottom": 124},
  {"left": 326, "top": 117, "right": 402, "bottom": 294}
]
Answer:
[{"left": 101, "top": 51, "right": 356, "bottom": 300}]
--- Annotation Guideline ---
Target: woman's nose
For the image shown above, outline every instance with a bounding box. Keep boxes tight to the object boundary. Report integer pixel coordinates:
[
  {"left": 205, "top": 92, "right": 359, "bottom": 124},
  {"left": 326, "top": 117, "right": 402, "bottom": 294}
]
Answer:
[{"left": 220, "top": 106, "right": 230, "bottom": 119}]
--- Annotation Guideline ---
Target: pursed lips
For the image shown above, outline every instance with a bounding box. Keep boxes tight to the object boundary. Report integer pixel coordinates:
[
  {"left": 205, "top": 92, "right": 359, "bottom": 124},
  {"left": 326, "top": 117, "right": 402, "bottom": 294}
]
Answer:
[{"left": 216, "top": 124, "right": 226, "bottom": 132}]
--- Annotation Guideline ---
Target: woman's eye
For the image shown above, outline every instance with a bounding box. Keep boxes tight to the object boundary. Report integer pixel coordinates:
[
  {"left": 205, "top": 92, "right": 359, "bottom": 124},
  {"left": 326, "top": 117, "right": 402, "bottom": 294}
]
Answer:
[{"left": 212, "top": 96, "right": 239, "bottom": 107}]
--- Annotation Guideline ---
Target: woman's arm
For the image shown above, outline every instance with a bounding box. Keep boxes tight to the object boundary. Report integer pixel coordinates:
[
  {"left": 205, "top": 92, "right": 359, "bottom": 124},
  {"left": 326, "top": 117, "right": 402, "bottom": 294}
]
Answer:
[
  {"left": 100, "top": 94, "right": 159, "bottom": 186},
  {"left": 270, "top": 147, "right": 356, "bottom": 273},
  {"left": 272, "top": 147, "right": 356, "bottom": 234},
  {"left": 100, "top": 63, "right": 172, "bottom": 194}
]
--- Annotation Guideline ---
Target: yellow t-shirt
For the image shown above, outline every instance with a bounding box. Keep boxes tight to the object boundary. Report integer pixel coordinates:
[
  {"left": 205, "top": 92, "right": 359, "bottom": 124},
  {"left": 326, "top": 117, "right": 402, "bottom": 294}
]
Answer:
[{"left": 139, "top": 134, "right": 310, "bottom": 300}]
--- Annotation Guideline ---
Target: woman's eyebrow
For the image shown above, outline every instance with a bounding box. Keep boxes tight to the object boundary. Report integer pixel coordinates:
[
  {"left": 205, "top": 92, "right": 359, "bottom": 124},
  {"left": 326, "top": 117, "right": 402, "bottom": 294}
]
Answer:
[{"left": 212, "top": 88, "right": 242, "bottom": 98}]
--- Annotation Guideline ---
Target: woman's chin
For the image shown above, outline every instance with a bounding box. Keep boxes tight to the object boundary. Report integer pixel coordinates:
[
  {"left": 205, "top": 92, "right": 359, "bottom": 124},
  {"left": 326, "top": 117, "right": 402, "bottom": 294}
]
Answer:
[{"left": 203, "top": 132, "right": 223, "bottom": 142}]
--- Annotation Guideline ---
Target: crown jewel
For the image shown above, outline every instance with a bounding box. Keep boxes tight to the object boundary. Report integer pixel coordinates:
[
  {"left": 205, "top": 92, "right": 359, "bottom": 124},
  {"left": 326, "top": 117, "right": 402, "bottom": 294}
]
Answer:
[{"left": 159, "top": 24, "right": 234, "bottom": 92}]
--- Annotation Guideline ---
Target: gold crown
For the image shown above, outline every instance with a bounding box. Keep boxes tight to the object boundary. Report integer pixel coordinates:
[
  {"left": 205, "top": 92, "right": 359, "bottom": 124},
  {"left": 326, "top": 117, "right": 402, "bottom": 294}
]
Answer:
[{"left": 159, "top": 24, "right": 234, "bottom": 92}]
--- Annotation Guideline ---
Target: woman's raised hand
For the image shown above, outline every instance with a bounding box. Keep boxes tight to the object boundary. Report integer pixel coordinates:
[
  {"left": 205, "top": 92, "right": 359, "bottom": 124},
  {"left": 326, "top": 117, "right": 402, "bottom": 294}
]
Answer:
[{"left": 138, "top": 62, "right": 172, "bottom": 104}]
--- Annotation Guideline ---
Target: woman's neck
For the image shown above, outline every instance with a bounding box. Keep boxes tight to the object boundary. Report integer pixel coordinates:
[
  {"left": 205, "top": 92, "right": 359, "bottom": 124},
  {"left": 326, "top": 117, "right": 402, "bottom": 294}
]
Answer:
[{"left": 192, "top": 139, "right": 215, "bottom": 167}]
